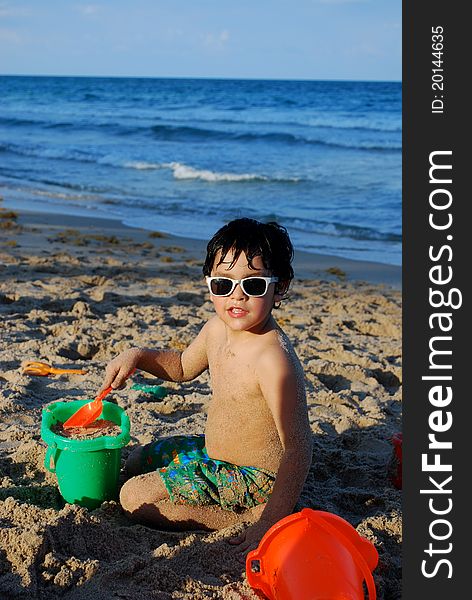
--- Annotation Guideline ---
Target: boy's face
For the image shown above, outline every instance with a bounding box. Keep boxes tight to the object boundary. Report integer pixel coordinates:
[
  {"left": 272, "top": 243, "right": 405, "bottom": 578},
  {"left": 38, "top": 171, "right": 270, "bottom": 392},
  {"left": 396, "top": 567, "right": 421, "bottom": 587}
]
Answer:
[{"left": 209, "top": 250, "right": 282, "bottom": 334}]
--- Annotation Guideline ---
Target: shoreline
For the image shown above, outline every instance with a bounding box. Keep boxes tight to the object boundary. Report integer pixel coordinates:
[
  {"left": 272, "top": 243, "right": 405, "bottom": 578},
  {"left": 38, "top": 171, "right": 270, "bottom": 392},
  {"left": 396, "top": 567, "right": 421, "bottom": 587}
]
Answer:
[{"left": 2, "top": 205, "right": 402, "bottom": 289}]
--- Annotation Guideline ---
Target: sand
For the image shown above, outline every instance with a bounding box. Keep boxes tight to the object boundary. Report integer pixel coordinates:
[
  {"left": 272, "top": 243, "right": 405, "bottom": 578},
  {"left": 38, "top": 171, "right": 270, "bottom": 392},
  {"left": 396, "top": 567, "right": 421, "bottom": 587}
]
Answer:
[
  {"left": 51, "top": 420, "right": 121, "bottom": 440},
  {"left": 0, "top": 204, "right": 402, "bottom": 599}
]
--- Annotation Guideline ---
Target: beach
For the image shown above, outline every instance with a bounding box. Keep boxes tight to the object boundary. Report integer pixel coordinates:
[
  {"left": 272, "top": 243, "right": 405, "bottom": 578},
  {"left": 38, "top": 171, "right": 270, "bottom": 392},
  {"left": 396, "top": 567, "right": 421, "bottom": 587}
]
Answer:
[{"left": 1, "top": 205, "right": 402, "bottom": 599}]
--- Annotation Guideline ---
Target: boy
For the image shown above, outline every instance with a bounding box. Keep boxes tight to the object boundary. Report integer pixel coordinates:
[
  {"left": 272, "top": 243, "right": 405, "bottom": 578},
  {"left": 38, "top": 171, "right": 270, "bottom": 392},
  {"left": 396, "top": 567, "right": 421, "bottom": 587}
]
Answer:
[{"left": 100, "top": 218, "right": 313, "bottom": 556}]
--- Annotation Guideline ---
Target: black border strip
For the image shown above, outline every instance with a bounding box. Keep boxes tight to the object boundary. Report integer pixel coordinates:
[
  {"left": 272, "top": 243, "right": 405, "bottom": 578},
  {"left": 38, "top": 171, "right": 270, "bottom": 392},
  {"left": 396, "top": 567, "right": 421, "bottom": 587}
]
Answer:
[{"left": 403, "top": 2, "right": 467, "bottom": 596}]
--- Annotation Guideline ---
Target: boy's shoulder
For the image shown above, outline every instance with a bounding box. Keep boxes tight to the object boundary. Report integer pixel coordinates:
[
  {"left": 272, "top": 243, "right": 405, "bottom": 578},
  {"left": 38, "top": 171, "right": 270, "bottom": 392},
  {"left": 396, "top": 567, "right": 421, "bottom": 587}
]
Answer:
[
  {"left": 204, "top": 315, "right": 224, "bottom": 334},
  {"left": 255, "top": 326, "right": 301, "bottom": 374},
  {"left": 201, "top": 315, "right": 226, "bottom": 343}
]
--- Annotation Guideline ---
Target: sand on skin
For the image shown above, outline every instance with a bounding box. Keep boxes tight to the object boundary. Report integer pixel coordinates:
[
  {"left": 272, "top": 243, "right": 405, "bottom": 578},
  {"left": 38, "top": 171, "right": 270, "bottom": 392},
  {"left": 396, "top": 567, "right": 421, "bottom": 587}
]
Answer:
[{"left": 0, "top": 206, "right": 402, "bottom": 599}]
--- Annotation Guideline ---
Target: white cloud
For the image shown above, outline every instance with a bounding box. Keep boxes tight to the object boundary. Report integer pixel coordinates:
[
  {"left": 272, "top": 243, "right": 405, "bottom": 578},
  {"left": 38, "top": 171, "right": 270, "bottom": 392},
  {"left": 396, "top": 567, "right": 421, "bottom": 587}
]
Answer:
[
  {"left": 348, "top": 42, "right": 383, "bottom": 59},
  {"left": 0, "top": 26, "right": 22, "bottom": 43},
  {"left": 203, "top": 29, "right": 230, "bottom": 48},
  {"left": 166, "top": 27, "right": 184, "bottom": 40},
  {"left": 75, "top": 4, "right": 101, "bottom": 17}
]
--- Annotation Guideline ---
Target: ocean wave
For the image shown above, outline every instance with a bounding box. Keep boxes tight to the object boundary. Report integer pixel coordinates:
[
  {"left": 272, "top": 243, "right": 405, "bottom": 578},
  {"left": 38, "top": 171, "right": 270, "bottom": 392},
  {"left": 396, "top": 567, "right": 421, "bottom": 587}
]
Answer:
[
  {"left": 124, "top": 161, "right": 300, "bottom": 183},
  {"left": 0, "top": 112, "right": 401, "bottom": 135},
  {"left": 0, "top": 143, "right": 299, "bottom": 183},
  {"left": 0, "top": 116, "right": 41, "bottom": 127},
  {"left": 147, "top": 123, "right": 284, "bottom": 143},
  {"left": 168, "top": 162, "right": 268, "bottom": 182},
  {"left": 0, "top": 141, "right": 100, "bottom": 163},
  {"left": 148, "top": 123, "right": 400, "bottom": 151},
  {"left": 144, "top": 124, "right": 400, "bottom": 150},
  {"left": 155, "top": 114, "right": 401, "bottom": 134},
  {"left": 123, "top": 161, "right": 164, "bottom": 171},
  {"left": 286, "top": 218, "right": 402, "bottom": 243},
  {"left": 0, "top": 181, "right": 103, "bottom": 203},
  {"left": 306, "top": 119, "right": 401, "bottom": 134},
  {"left": 0, "top": 115, "right": 400, "bottom": 151},
  {"left": 0, "top": 115, "right": 138, "bottom": 137},
  {"left": 82, "top": 92, "right": 101, "bottom": 101},
  {"left": 235, "top": 130, "right": 401, "bottom": 151},
  {"left": 1, "top": 181, "right": 400, "bottom": 247}
]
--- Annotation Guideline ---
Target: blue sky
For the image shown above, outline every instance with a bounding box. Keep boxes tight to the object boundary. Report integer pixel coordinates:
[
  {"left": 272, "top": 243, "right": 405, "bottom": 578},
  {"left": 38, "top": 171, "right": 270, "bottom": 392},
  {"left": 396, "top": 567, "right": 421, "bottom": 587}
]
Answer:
[{"left": 0, "top": 1, "right": 401, "bottom": 81}]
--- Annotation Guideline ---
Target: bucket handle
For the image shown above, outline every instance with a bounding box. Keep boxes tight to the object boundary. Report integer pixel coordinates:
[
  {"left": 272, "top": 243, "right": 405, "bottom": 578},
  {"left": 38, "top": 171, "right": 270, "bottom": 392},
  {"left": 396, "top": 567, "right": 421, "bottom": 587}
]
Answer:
[
  {"left": 44, "top": 442, "right": 58, "bottom": 473},
  {"left": 314, "top": 516, "right": 377, "bottom": 600}
]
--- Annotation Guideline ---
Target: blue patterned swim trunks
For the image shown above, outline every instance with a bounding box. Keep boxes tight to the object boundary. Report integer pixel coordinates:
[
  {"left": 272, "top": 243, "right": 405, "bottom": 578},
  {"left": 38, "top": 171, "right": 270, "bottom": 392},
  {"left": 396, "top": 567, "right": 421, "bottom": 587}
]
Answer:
[{"left": 140, "top": 434, "right": 276, "bottom": 511}]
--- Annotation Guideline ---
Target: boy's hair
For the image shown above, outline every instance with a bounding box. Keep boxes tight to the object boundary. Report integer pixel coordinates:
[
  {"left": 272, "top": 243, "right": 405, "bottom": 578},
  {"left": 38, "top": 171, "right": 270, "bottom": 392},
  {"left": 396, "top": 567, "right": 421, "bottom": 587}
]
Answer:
[{"left": 203, "top": 218, "right": 294, "bottom": 286}]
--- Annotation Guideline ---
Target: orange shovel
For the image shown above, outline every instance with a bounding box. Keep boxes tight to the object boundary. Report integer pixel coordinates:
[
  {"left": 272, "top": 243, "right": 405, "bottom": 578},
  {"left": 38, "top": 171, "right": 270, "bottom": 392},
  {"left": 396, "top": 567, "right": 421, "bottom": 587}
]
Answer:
[
  {"left": 63, "top": 386, "right": 113, "bottom": 429},
  {"left": 22, "top": 361, "right": 87, "bottom": 377},
  {"left": 63, "top": 368, "right": 136, "bottom": 429}
]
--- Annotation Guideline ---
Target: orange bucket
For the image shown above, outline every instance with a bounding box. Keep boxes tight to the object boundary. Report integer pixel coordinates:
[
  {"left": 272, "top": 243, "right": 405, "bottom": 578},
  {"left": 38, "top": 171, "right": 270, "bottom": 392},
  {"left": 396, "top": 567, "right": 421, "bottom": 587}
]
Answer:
[{"left": 246, "top": 508, "right": 378, "bottom": 600}]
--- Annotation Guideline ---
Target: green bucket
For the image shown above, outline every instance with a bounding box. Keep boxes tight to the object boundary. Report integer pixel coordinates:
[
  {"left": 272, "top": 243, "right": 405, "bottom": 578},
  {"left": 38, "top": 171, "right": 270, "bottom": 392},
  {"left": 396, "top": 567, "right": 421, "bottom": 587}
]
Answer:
[{"left": 41, "top": 400, "right": 131, "bottom": 509}]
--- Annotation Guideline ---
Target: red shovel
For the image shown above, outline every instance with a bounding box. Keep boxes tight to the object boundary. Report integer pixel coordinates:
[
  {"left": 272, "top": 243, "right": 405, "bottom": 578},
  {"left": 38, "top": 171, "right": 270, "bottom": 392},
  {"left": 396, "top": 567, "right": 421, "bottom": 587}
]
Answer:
[{"left": 63, "top": 369, "right": 136, "bottom": 429}]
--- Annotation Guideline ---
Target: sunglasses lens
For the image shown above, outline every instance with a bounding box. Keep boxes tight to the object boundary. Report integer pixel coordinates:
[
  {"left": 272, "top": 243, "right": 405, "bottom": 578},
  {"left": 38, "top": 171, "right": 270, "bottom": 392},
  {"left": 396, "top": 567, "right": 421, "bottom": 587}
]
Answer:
[
  {"left": 241, "top": 278, "right": 267, "bottom": 296},
  {"left": 210, "top": 278, "right": 234, "bottom": 296}
]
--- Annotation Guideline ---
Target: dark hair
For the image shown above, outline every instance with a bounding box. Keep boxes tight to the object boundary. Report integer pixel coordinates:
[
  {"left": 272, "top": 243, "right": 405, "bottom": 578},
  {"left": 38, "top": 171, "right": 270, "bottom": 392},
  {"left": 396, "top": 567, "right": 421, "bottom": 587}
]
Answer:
[{"left": 203, "top": 218, "right": 294, "bottom": 286}]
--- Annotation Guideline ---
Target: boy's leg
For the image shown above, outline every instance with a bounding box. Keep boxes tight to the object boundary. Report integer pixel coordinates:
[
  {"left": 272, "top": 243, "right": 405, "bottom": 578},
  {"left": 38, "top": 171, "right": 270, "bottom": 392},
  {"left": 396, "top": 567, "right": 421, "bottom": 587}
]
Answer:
[
  {"left": 143, "top": 499, "right": 266, "bottom": 531},
  {"left": 120, "top": 471, "right": 169, "bottom": 511},
  {"left": 120, "top": 436, "right": 267, "bottom": 530},
  {"left": 120, "top": 473, "right": 266, "bottom": 530}
]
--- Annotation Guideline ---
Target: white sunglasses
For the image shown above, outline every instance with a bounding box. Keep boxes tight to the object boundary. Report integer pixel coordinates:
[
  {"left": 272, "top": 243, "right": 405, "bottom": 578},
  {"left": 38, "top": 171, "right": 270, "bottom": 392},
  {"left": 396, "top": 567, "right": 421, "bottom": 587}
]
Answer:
[{"left": 206, "top": 276, "right": 279, "bottom": 297}]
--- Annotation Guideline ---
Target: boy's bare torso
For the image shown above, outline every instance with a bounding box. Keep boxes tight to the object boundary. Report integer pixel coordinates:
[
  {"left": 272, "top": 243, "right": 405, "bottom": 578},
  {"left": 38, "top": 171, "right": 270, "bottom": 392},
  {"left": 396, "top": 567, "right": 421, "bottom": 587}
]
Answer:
[{"left": 203, "top": 316, "right": 304, "bottom": 473}]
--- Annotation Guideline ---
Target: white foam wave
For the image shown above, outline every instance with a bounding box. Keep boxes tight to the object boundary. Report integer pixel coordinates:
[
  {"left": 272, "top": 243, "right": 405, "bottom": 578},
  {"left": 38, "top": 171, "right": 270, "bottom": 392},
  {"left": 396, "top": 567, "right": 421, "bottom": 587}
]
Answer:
[
  {"left": 123, "top": 161, "right": 163, "bottom": 170},
  {"left": 166, "top": 162, "right": 267, "bottom": 182},
  {"left": 124, "top": 160, "right": 272, "bottom": 181}
]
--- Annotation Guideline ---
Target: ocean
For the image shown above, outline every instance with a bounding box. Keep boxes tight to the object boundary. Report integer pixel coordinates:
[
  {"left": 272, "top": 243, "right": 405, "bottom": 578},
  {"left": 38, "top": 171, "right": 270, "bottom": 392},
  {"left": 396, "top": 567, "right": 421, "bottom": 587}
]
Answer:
[{"left": 0, "top": 76, "right": 401, "bottom": 266}]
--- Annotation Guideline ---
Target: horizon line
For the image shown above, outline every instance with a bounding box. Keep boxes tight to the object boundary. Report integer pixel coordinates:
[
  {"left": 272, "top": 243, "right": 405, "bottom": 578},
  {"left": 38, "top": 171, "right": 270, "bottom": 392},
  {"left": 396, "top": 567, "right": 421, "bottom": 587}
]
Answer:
[{"left": 0, "top": 73, "right": 402, "bottom": 84}]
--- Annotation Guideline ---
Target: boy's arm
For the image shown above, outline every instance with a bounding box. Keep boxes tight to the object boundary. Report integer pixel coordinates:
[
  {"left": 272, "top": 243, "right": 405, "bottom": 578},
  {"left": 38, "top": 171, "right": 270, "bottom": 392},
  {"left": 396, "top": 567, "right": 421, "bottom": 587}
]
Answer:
[
  {"left": 230, "top": 347, "right": 313, "bottom": 553},
  {"left": 100, "top": 320, "right": 211, "bottom": 390}
]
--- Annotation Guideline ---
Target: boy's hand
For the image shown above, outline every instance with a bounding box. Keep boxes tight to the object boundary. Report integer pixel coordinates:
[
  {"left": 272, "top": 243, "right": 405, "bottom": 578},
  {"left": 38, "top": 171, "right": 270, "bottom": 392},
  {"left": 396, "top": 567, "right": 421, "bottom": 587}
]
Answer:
[
  {"left": 228, "top": 520, "right": 272, "bottom": 562},
  {"left": 100, "top": 348, "right": 141, "bottom": 393}
]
